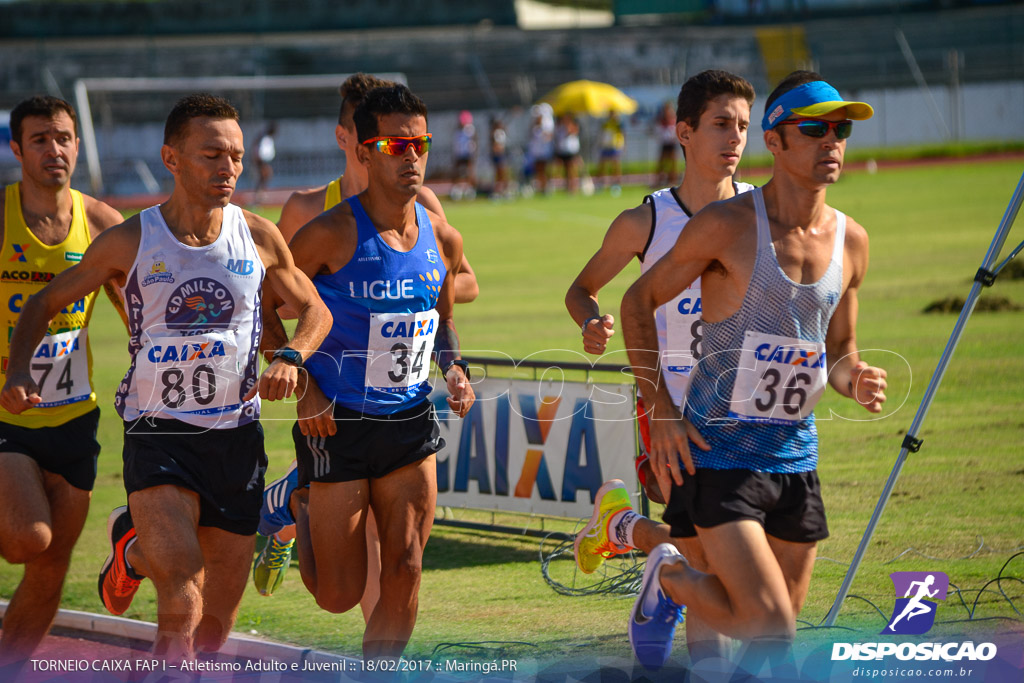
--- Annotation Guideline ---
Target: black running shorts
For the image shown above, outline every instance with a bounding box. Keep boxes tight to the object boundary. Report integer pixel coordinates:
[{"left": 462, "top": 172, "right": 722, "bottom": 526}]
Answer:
[
  {"left": 663, "top": 468, "right": 829, "bottom": 543},
  {"left": 122, "top": 417, "right": 267, "bottom": 535},
  {"left": 0, "top": 408, "right": 101, "bottom": 491},
  {"left": 295, "top": 400, "right": 444, "bottom": 486}
]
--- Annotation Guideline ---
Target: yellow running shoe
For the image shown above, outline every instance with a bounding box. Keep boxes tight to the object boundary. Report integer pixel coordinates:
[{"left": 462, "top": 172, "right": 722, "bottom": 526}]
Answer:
[
  {"left": 253, "top": 533, "right": 295, "bottom": 596},
  {"left": 574, "top": 479, "right": 634, "bottom": 574}
]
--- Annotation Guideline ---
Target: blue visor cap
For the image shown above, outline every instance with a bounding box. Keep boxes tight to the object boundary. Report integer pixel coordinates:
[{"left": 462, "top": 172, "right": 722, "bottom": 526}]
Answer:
[{"left": 762, "top": 81, "right": 874, "bottom": 131}]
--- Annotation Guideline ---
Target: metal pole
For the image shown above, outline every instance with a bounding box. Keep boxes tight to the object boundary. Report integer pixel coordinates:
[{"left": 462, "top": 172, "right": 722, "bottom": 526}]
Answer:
[
  {"left": 73, "top": 79, "right": 103, "bottom": 197},
  {"left": 824, "top": 172, "right": 1024, "bottom": 627},
  {"left": 895, "top": 29, "right": 951, "bottom": 140}
]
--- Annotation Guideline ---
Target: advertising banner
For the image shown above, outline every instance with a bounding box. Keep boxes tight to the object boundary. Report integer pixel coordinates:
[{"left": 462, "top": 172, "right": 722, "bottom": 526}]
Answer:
[{"left": 432, "top": 377, "right": 638, "bottom": 518}]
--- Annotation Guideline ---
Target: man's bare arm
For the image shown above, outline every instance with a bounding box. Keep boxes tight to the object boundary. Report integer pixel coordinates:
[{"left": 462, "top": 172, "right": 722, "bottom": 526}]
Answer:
[
  {"left": 566, "top": 204, "right": 652, "bottom": 355},
  {"left": 419, "top": 187, "right": 479, "bottom": 304},
  {"left": 277, "top": 188, "right": 326, "bottom": 246},
  {"left": 432, "top": 220, "right": 473, "bottom": 418},
  {"left": 85, "top": 196, "right": 130, "bottom": 329},
  {"left": 825, "top": 218, "right": 886, "bottom": 412},
  {"left": 1, "top": 221, "right": 137, "bottom": 412}
]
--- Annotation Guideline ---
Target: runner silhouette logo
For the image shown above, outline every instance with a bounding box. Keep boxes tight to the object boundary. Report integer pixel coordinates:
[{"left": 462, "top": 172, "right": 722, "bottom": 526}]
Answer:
[{"left": 883, "top": 571, "right": 949, "bottom": 635}]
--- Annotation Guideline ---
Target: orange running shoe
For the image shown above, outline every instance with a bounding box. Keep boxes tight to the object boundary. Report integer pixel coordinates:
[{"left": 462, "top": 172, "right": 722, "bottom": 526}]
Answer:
[{"left": 98, "top": 506, "right": 143, "bottom": 615}]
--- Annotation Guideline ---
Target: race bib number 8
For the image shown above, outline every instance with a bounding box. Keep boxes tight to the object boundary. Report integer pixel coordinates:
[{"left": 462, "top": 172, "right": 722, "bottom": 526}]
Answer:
[
  {"left": 31, "top": 329, "right": 92, "bottom": 408},
  {"left": 664, "top": 283, "right": 702, "bottom": 375},
  {"left": 728, "top": 331, "right": 827, "bottom": 425},
  {"left": 134, "top": 332, "right": 240, "bottom": 416},
  {"left": 366, "top": 310, "right": 439, "bottom": 393}
]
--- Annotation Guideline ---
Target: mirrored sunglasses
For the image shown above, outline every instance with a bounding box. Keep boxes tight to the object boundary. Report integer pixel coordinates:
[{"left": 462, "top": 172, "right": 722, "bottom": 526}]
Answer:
[
  {"left": 362, "top": 134, "right": 432, "bottom": 155},
  {"left": 777, "top": 119, "right": 853, "bottom": 140}
]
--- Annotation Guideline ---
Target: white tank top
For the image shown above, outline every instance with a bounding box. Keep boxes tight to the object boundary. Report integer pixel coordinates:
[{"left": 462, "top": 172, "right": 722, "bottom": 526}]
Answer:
[
  {"left": 640, "top": 182, "right": 755, "bottom": 407},
  {"left": 115, "top": 204, "right": 265, "bottom": 429}
]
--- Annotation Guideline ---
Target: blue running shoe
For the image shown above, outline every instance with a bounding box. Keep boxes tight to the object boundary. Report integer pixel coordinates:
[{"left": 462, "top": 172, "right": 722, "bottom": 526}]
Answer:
[
  {"left": 629, "top": 543, "right": 685, "bottom": 671},
  {"left": 258, "top": 461, "right": 298, "bottom": 536}
]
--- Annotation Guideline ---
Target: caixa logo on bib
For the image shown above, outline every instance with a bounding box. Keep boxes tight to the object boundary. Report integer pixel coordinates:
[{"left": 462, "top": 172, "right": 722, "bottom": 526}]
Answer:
[{"left": 165, "top": 278, "right": 234, "bottom": 330}]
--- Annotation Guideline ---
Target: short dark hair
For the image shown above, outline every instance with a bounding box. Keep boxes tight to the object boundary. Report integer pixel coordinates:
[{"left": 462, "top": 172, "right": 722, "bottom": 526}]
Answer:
[
  {"left": 353, "top": 84, "right": 429, "bottom": 144},
  {"left": 10, "top": 96, "right": 77, "bottom": 146},
  {"left": 764, "top": 70, "right": 825, "bottom": 115},
  {"left": 338, "top": 73, "right": 394, "bottom": 127},
  {"left": 676, "top": 70, "right": 755, "bottom": 130},
  {"left": 163, "top": 93, "right": 239, "bottom": 146}
]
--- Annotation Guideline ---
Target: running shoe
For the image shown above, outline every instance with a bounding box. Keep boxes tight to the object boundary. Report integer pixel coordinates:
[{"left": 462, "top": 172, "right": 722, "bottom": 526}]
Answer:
[
  {"left": 252, "top": 533, "right": 295, "bottom": 597},
  {"left": 98, "top": 506, "right": 143, "bottom": 616},
  {"left": 573, "top": 479, "right": 633, "bottom": 574},
  {"left": 258, "top": 460, "right": 298, "bottom": 536},
  {"left": 629, "top": 543, "right": 685, "bottom": 671}
]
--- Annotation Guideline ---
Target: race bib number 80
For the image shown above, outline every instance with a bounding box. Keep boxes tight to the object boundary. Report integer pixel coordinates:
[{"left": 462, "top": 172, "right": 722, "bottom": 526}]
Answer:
[
  {"left": 728, "top": 331, "right": 827, "bottom": 425},
  {"left": 134, "top": 332, "right": 240, "bottom": 416},
  {"left": 366, "top": 310, "right": 439, "bottom": 393},
  {"left": 31, "top": 328, "right": 92, "bottom": 408}
]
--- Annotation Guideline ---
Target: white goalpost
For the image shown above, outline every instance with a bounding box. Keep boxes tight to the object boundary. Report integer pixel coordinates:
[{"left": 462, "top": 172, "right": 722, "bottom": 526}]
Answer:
[{"left": 73, "top": 73, "right": 406, "bottom": 196}]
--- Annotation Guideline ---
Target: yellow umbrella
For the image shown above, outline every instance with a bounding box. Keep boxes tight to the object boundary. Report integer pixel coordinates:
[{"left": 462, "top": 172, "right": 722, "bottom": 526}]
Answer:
[{"left": 537, "top": 80, "right": 638, "bottom": 117}]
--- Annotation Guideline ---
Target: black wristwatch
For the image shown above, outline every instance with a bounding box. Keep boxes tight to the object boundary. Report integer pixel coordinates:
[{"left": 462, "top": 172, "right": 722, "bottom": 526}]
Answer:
[
  {"left": 443, "top": 359, "right": 471, "bottom": 380},
  {"left": 271, "top": 347, "right": 304, "bottom": 368}
]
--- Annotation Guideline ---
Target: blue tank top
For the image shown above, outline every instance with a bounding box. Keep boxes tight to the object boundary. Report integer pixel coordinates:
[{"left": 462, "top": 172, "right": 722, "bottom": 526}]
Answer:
[
  {"left": 305, "top": 196, "right": 446, "bottom": 415},
  {"left": 683, "top": 187, "right": 846, "bottom": 473}
]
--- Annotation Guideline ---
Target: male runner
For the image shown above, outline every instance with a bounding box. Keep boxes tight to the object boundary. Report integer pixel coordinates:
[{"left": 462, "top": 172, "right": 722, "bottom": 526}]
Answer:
[
  {"left": 620, "top": 72, "right": 887, "bottom": 672},
  {"left": 276, "top": 73, "right": 477, "bottom": 303},
  {"left": 253, "top": 73, "right": 478, "bottom": 611},
  {"left": 257, "top": 84, "right": 474, "bottom": 660},
  {"left": 1, "top": 93, "right": 331, "bottom": 662},
  {"left": 566, "top": 69, "right": 754, "bottom": 664},
  {"left": 0, "top": 96, "right": 125, "bottom": 671}
]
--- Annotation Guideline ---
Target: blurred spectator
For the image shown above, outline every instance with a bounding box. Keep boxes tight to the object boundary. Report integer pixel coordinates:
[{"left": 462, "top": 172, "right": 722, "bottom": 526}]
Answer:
[
  {"left": 597, "top": 111, "right": 625, "bottom": 195},
  {"left": 527, "top": 103, "right": 554, "bottom": 195},
  {"left": 452, "top": 110, "right": 477, "bottom": 200},
  {"left": 490, "top": 116, "right": 510, "bottom": 198},
  {"left": 653, "top": 101, "right": 678, "bottom": 188},
  {"left": 254, "top": 122, "right": 276, "bottom": 202},
  {"left": 554, "top": 113, "right": 582, "bottom": 194}
]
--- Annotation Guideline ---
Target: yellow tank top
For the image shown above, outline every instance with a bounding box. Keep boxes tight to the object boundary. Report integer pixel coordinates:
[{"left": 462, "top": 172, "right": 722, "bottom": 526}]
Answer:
[
  {"left": 324, "top": 177, "right": 343, "bottom": 211},
  {"left": 1, "top": 183, "right": 98, "bottom": 427}
]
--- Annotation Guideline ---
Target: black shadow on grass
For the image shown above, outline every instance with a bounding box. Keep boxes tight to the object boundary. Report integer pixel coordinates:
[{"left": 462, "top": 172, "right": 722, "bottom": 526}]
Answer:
[{"left": 424, "top": 529, "right": 539, "bottom": 570}]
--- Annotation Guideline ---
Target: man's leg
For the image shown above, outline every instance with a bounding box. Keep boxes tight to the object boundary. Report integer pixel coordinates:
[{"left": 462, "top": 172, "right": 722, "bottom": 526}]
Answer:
[
  {"left": 0, "top": 458, "right": 90, "bottom": 666},
  {"left": 301, "top": 479, "right": 371, "bottom": 613},
  {"left": 194, "top": 527, "right": 256, "bottom": 654},
  {"left": 127, "top": 485, "right": 204, "bottom": 661},
  {"left": 658, "top": 520, "right": 796, "bottom": 641},
  {"left": 364, "top": 455, "right": 436, "bottom": 659},
  {"left": 359, "top": 508, "right": 383, "bottom": 624}
]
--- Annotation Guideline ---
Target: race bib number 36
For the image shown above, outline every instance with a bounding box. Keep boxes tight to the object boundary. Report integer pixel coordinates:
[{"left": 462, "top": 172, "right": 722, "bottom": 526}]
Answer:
[
  {"left": 366, "top": 310, "right": 439, "bottom": 393},
  {"left": 31, "top": 328, "right": 92, "bottom": 408},
  {"left": 664, "top": 283, "right": 702, "bottom": 375},
  {"left": 728, "top": 331, "right": 827, "bottom": 425},
  {"left": 134, "top": 332, "right": 240, "bottom": 416}
]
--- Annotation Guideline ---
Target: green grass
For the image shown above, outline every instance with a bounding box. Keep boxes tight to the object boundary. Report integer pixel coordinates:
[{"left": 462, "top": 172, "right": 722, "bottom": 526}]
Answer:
[{"left": 2, "top": 159, "right": 1022, "bottom": 665}]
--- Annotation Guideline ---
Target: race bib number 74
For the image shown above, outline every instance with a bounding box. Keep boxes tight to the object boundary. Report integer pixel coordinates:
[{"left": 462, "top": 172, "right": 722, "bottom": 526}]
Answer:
[
  {"left": 30, "top": 328, "right": 92, "bottom": 408},
  {"left": 728, "top": 331, "right": 827, "bottom": 425}
]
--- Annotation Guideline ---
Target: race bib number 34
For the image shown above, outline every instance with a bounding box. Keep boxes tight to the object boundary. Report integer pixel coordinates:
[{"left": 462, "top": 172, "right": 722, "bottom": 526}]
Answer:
[
  {"left": 728, "top": 331, "right": 827, "bottom": 425},
  {"left": 31, "top": 328, "right": 92, "bottom": 408},
  {"left": 366, "top": 310, "right": 439, "bottom": 393}
]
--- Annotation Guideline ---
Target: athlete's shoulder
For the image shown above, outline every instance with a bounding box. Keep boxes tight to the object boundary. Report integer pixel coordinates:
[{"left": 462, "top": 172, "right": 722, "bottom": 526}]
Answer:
[
  {"left": 82, "top": 194, "right": 125, "bottom": 237},
  {"left": 282, "top": 185, "right": 328, "bottom": 215},
  {"left": 605, "top": 201, "right": 655, "bottom": 255},
  {"left": 838, "top": 211, "right": 869, "bottom": 257},
  {"left": 415, "top": 185, "right": 447, "bottom": 221}
]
